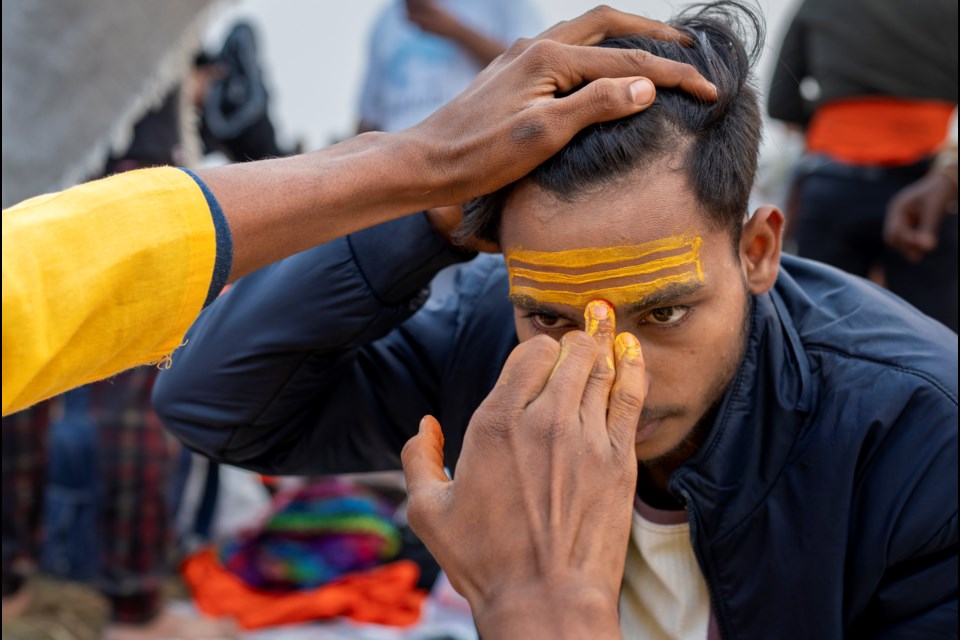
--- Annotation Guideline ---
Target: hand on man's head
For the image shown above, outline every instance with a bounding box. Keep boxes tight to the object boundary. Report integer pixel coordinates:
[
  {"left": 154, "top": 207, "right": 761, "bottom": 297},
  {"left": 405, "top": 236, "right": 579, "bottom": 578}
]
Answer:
[
  {"left": 402, "top": 5, "right": 717, "bottom": 211},
  {"left": 401, "top": 300, "right": 646, "bottom": 639}
]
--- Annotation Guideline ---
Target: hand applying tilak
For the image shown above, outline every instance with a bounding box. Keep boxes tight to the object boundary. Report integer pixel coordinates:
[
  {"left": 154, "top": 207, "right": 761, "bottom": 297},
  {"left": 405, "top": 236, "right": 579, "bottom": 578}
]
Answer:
[{"left": 402, "top": 299, "right": 646, "bottom": 639}]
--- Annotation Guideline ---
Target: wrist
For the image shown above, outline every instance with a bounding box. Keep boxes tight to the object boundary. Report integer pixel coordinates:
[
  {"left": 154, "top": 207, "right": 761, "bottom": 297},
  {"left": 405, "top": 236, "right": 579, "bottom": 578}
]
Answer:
[
  {"left": 394, "top": 118, "right": 476, "bottom": 208},
  {"left": 472, "top": 581, "right": 622, "bottom": 639}
]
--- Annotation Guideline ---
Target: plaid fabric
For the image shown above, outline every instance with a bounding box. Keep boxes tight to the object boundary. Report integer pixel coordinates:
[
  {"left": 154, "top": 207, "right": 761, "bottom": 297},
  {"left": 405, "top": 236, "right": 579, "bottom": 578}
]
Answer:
[
  {"left": 91, "top": 366, "right": 174, "bottom": 623},
  {"left": 1, "top": 367, "right": 174, "bottom": 623},
  {"left": 1, "top": 401, "right": 51, "bottom": 597}
]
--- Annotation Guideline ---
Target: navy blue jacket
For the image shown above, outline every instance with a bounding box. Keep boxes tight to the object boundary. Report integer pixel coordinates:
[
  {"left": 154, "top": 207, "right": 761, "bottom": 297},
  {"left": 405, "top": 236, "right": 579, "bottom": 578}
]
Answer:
[{"left": 155, "top": 213, "right": 958, "bottom": 638}]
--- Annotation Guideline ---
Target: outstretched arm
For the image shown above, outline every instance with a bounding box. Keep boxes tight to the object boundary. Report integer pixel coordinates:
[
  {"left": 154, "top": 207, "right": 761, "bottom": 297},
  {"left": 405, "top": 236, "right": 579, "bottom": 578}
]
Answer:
[
  {"left": 3, "top": 6, "right": 713, "bottom": 416},
  {"left": 402, "top": 300, "right": 647, "bottom": 639},
  {"left": 204, "top": 7, "right": 714, "bottom": 282}
]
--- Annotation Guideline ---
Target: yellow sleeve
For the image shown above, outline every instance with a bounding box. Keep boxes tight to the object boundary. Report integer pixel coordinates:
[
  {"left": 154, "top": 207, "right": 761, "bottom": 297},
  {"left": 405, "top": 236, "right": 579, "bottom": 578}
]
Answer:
[{"left": 2, "top": 167, "right": 217, "bottom": 416}]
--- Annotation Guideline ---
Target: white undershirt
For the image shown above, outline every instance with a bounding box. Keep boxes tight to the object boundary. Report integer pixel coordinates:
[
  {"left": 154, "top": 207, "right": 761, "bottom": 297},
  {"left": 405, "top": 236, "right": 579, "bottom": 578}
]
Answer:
[{"left": 619, "top": 499, "right": 712, "bottom": 640}]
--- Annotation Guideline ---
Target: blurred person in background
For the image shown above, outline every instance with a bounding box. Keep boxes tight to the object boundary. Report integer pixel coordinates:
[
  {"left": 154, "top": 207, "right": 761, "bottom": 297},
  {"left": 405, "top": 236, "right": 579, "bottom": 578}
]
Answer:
[
  {"left": 2, "top": 91, "right": 236, "bottom": 640},
  {"left": 357, "top": 0, "right": 542, "bottom": 134},
  {"left": 767, "top": 0, "right": 958, "bottom": 331},
  {"left": 194, "top": 21, "right": 293, "bottom": 163},
  {"left": 357, "top": 0, "right": 542, "bottom": 299}
]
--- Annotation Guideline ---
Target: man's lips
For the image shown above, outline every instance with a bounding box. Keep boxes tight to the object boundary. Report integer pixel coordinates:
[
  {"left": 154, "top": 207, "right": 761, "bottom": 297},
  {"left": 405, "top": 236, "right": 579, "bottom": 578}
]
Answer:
[{"left": 635, "top": 417, "right": 664, "bottom": 444}]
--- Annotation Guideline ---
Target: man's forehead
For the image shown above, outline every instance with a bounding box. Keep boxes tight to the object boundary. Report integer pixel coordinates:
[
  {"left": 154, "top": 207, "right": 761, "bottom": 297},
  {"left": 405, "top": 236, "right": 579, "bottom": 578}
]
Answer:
[{"left": 504, "top": 233, "right": 704, "bottom": 310}]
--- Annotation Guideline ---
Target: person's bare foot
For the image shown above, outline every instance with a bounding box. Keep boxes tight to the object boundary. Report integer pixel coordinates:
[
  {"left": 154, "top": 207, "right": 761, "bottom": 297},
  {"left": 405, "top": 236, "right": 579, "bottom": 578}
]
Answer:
[
  {"left": 102, "top": 607, "right": 238, "bottom": 640},
  {"left": 1, "top": 584, "right": 32, "bottom": 622}
]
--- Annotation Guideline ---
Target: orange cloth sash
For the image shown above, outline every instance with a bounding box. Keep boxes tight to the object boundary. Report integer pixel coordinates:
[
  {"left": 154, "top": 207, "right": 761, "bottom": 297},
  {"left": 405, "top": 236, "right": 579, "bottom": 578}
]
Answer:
[{"left": 807, "top": 97, "right": 954, "bottom": 165}]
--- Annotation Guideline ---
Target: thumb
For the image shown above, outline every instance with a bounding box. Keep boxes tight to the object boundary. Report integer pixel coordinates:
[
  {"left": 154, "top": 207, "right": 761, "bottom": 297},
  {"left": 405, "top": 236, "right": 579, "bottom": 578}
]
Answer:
[
  {"left": 551, "top": 76, "right": 656, "bottom": 132},
  {"left": 402, "top": 415, "right": 451, "bottom": 500}
]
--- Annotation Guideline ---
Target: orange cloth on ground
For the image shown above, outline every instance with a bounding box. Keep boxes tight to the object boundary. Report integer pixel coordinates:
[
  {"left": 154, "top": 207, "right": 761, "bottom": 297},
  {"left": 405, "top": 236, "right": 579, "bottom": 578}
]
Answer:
[
  {"left": 806, "top": 97, "right": 954, "bottom": 165},
  {"left": 182, "top": 548, "right": 427, "bottom": 630}
]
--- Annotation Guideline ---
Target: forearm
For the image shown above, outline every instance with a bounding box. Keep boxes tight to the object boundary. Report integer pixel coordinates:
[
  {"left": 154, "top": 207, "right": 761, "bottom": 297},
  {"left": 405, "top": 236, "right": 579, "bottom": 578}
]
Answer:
[
  {"left": 153, "top": 214, "right": 465, "bottom": 466},
  {"left": 198, "top": 131, "right": 447, "bottom": 281},
  {"left": 2, "top": 168, "right": 217, "bottom": 416}
]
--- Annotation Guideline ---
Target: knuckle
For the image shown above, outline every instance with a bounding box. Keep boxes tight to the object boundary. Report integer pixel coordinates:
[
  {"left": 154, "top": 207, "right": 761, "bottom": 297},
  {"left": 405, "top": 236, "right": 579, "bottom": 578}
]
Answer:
[
  {"left": 510, "top": 113, "right": 550, "bottom": 144},
  {"left": 611, "top": 386, "right": 645, "bottom": 413},
  {"left": 471, "top": 404, "right": 517, "bottom": 443},
  {"left": 632, "top": 48, "right": 654, "bottom": 68},
  {"left": 588, "top": 78, "right": 622, "bottom": 112},
  {"left": 679, "top": 62, "right": 701, "bottom": 81},
  {"left": 521, "top": 333, "right": 562, "bottom": 361},
  {"left": 589, "top": 359, "right": 617, "bottom": 383},
  {"left": 533, "top": 407, "right": 572, "bottom": 444},
  {"left": 505, "top": 36, "right": 532, "bottom": 58},
  {"left": 523, "top": 38, "right": 560, "bottom": 65},
  {"left": 585, "top": 5, "right": 615, "bottom": 22},
  {"left": 562, "top": 330, "right": 598, "bottom": 355}
]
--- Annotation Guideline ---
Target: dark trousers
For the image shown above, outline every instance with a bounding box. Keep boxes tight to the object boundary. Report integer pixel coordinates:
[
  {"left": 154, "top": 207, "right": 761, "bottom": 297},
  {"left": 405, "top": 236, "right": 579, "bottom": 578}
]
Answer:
[{"left": 794, "top": 158, "right": 958, "bottom": 332}]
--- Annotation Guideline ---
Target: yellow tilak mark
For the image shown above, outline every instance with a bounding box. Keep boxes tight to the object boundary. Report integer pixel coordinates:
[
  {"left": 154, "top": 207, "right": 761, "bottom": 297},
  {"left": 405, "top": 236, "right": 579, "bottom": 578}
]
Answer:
[
  {"left": 511, "top": 271, "right": 701, "bottom": 309},
  {"left": 615, "top": 333, "right": 642, "bottom": 361},
  {"left": 509, "top": 244, "right": 700, "bottom": 286},
  {"left": 506, "top": 235, "right": 695, "bottom": 269}
]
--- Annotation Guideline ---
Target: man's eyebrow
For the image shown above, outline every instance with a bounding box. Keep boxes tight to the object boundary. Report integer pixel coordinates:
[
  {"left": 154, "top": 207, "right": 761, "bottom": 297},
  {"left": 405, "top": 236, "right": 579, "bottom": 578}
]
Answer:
[
  {"left": 625, "top": 281, "right": 705, "bottom": 315},
  {"left": 507, "top": 293, "right": 569, "bottom": 316}
]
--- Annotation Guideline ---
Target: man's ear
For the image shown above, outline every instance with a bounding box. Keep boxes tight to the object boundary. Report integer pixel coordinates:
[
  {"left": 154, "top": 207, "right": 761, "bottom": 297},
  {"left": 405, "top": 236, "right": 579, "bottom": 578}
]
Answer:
[{"left": 739, "top": 206, "right": 783, "bottom": 295}]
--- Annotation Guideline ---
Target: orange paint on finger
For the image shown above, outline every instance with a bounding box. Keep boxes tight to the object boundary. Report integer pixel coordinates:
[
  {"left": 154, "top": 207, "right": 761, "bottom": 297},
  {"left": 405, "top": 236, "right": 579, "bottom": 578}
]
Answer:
[
  {"left": 615, "top": 333, "right": 642, "bottom": 361},
  {"left": 584, "top": 299, "right": 613, "bottom": 336}
]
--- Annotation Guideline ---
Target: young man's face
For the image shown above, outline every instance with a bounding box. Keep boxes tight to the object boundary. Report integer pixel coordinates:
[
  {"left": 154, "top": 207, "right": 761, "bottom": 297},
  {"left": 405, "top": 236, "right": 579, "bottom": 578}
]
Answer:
[{"left": 500, "top": 165, "right": 775, "bottom": 465}]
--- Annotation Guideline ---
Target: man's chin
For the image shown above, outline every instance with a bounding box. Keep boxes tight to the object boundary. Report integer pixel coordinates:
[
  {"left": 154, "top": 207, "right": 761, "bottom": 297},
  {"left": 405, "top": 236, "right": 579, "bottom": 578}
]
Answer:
[
  {"left": 632, "top": 413, "right": 709, "bottom": 469},
  {"left": 633, "top": 417, "right": 681, "bottom": 463}
]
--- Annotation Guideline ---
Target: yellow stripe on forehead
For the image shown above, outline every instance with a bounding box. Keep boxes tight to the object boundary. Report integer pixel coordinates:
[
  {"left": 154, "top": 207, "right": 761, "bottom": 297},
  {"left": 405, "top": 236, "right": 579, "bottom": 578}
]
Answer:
[
  {"left": 508, "top": 244, "right": 699, "bottom": 286},
  {"left": 505, "top": 234, "right": 704, "bottom": 308},
  {"left": 511, "top": 271, "right": 702, "bottom": 308},
  {"left": 505, "top": 235, "right": 695, "bottom": 269}
]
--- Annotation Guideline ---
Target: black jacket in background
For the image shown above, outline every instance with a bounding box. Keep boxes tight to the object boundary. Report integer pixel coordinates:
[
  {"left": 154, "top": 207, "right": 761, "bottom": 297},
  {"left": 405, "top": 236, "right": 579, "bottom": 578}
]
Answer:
[{"left": 767, "top": 0, "right": 958, "bottom": 125}]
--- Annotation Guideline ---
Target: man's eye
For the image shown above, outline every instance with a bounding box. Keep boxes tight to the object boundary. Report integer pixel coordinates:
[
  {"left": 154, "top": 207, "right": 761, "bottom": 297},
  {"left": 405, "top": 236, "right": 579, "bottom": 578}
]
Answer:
[
  {"left": 529, "top": 313, "right": 576, "bottom": 332},
  {"left": 643, "top": 306, "right": 690, "bottom": 326}
]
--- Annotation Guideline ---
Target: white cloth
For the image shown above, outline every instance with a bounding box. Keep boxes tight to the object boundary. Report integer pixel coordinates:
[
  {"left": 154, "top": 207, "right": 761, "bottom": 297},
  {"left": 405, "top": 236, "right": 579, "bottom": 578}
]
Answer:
[
  {"left": 620, "top": 503, "right": 711, "bottom": 640},
  {"left": 358, "top": 0, "right": 541, "bottom": 133}
]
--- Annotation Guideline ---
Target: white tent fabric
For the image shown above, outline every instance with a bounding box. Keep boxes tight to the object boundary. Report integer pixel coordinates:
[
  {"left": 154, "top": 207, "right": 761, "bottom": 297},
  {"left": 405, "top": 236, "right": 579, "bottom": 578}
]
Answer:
[{"left": 1, "top": 0, "right": 219, "bottom": 207}]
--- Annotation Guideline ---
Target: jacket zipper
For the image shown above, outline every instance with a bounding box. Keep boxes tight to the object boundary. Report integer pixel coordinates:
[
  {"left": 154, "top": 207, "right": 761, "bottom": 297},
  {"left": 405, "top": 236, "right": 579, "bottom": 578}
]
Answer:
[{"left": 680, "top": 487, "right": 733, "bottom": 640}]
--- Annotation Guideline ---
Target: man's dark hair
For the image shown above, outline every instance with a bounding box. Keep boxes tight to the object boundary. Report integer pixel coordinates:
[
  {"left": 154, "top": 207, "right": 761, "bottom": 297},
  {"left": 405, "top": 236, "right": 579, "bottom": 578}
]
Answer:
[{"left": 459, "top": 1, "right": 764, "bottom": 247}]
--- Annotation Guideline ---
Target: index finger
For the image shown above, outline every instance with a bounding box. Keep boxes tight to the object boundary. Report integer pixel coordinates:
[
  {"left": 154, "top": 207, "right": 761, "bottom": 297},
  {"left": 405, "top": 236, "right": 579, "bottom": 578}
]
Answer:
[
  {"left": 483, "top": 335, "right": 562, "bottom": 411},
  {"left": 538, "top": 5, "right": 693, "bottom": 47},
  {"left": 551, "top": 44, "right": 717, "bottom": 101}
]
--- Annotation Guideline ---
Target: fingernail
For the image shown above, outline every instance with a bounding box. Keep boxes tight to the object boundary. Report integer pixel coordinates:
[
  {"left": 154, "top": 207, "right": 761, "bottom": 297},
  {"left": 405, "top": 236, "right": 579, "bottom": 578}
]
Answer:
[
  {"left": 615, "top": 333, "right": 642, "bottom": 361},
  {"left": 585, "top": 299, "right": 613, "bottom": 336},
  {"left": 419, "top": 416, "right": 429, "bottom": 434},
  {"left": 630, "top": 78, "right": 655, "bottom": 106}
]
